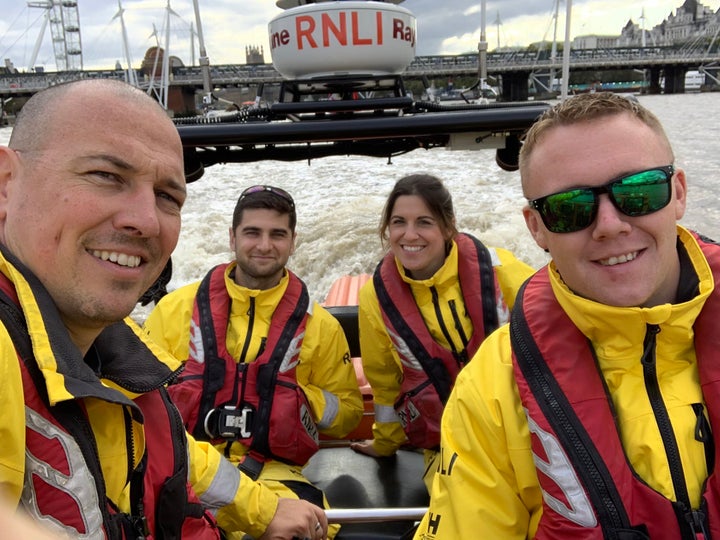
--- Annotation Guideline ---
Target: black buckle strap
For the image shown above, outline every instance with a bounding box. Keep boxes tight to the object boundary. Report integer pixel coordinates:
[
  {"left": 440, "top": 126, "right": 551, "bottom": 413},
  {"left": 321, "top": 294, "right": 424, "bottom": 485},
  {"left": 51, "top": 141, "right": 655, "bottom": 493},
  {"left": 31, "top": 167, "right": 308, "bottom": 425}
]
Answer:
[
  {"left": 238, "top": 454, "right": 265, "bottom": 481},
  {"left": 204, "top": 405, "right": 254, "bottom": 439}
]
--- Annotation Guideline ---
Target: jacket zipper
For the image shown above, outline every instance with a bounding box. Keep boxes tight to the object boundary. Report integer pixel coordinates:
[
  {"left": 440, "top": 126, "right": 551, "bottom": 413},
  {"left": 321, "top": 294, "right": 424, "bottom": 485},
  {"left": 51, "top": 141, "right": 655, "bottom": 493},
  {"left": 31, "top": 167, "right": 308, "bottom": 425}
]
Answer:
[
  {"left": 231, "top": 296, "right": 256, "bottom": 405},
  {"left": 430, "top": 286, "right": 466, "bottom": 367},
  {"left": 691, "top": 402, "right": 714, "bottom": 472},
  {"left": 448, "top": 299, "right": 470, "bottom": 365},
  {"left": 640, "top": 323, "right": 709, "bottom": 538},
  {"left": 509, "top": 306, "right": 630, "bottom": 531}
]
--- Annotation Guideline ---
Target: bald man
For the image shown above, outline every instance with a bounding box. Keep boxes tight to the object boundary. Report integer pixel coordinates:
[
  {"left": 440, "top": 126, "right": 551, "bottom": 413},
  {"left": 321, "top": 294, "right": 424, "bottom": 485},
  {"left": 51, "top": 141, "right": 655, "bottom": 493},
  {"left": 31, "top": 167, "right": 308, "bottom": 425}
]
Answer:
[{"left": 0, "top": 79, "right": 327, "bottom": 540}]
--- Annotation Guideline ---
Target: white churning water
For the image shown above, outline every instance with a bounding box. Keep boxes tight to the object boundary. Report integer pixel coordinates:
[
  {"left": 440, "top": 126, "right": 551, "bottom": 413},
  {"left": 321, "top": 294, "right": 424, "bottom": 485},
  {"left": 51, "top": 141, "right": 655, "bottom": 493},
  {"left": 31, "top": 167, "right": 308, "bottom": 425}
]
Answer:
[{"left": 2, "top": 92, "right": 718, "bottom": 323}]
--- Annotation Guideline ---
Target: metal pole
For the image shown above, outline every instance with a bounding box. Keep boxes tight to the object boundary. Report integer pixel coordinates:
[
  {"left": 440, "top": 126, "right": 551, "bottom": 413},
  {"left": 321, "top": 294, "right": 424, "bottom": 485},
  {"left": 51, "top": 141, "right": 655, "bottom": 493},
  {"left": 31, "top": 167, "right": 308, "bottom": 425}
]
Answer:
[
  {"left": 116, "top": 0, "right": 138, "bottom": 87},
  {"left": 560, "top": 0, "right": 572, "bottom": 101},
  {"left": 162, "top": 2, "right": 171, "bottom": 109},
  {"left": 640, "top": 8, "right": 647, "bottom": 48},
  {"left": 190, "top": 22, "right": 196, "bottom": 67},
  {"left": 29, "top": 11, "right": 49, "bottom": 72},
  {"left": 550, "top": 0, "right": 559, "bottom": 93},
  {"left": 324, "top": 508, "right": 427, "bottom": 524},
  {"left": 192, "top": 0, "right": 213, "bottom": 105},
  {"left": 478, "top": 0, "right": 487, "bottom": 86}
]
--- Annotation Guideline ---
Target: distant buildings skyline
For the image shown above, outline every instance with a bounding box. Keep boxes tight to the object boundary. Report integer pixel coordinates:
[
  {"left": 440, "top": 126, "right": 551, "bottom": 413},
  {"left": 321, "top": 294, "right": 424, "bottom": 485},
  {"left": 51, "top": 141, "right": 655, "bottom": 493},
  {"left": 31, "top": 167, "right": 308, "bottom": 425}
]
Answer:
[{"left": 573, "top": 0, "right": 719, "bottom": 49}]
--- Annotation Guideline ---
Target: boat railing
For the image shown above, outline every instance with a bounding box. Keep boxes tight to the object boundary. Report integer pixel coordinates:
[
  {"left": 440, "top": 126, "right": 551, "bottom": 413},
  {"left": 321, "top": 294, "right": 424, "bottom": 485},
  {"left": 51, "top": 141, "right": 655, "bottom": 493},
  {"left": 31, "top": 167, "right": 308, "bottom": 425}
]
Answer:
[{"left": 326, "top": 507, "right": 427, "bottom": 524}]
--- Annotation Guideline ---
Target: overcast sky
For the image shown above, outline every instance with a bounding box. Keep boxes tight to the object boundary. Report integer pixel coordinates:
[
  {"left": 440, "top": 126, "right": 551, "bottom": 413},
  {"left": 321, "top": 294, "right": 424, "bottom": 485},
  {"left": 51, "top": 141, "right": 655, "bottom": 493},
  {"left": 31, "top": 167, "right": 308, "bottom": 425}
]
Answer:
[{"left": 1, "top": 0, "right": 718, "bottom": 71}]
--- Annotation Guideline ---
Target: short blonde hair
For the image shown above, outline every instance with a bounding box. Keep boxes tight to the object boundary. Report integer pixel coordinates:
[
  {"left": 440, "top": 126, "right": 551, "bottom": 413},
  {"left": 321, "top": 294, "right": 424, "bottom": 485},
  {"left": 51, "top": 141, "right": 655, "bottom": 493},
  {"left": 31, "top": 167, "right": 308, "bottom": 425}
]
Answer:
[{"left": 519, "top": 92, "right": 673, "bottom": 187}]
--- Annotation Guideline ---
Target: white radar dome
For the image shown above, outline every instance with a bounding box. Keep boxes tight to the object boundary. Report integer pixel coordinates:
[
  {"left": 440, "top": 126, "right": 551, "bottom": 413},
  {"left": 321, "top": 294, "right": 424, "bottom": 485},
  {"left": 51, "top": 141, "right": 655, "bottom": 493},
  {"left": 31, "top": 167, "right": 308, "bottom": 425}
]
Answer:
[{"left": 269, "top": 1, "right": 416, "bottom": 79}]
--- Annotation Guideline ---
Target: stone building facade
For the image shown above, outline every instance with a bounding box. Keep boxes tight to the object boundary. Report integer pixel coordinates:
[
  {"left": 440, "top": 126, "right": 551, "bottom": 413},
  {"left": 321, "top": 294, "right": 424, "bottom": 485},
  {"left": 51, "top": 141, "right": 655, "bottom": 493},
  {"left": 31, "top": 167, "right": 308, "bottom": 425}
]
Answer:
[{"left": 574, "top": 0, "right": 719, "bottom": 48}]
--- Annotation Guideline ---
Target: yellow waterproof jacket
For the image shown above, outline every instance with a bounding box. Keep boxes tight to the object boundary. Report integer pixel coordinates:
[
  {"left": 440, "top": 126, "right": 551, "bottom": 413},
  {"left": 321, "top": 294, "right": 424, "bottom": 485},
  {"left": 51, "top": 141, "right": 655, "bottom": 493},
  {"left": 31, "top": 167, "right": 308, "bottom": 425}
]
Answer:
[
  {"left": 415, "top": 226, "right": 714, "bottom": 539},
  {"left": 0, "top": 251, "right": 278, "bottom": 539},
  {"left": 144, "top": 263, "right": 363, "bottom": 464},
  {"left": 358, "top": 240, "right": 534, "bottom": 456}
]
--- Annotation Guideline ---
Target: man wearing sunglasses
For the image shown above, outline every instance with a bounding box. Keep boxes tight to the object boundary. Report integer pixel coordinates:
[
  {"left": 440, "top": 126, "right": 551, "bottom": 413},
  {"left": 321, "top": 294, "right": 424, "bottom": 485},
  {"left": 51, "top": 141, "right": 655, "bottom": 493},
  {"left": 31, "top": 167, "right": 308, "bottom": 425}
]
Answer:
[
  {"left": 144, "top": 185, "right": 363, "bottom": 540},
  {"left": 414, "top": 92, "right": 720, "bottom": 539}
]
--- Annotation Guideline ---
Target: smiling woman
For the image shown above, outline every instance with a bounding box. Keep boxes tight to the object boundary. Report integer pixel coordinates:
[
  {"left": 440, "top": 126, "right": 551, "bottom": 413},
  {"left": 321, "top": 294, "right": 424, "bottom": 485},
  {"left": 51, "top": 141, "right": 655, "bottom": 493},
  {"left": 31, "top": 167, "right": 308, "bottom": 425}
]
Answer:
[{"left": 350, "top": 173, "right": 534, "bottom": 493}]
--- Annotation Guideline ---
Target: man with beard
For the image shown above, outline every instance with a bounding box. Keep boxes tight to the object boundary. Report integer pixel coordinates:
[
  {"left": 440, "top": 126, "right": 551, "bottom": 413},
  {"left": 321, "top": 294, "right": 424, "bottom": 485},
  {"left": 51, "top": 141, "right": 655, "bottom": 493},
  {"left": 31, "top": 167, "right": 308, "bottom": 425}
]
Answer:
[{"left": 144, "top": 185, "right": 363, "bottom": 539}]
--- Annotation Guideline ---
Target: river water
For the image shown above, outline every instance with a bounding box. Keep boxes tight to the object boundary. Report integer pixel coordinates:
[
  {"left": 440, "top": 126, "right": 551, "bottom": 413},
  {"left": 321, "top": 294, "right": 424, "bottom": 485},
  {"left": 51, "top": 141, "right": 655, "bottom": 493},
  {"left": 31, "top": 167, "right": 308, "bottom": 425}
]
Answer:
[{"left": 1, "top": 92, "right": 718, "bottom": 322}]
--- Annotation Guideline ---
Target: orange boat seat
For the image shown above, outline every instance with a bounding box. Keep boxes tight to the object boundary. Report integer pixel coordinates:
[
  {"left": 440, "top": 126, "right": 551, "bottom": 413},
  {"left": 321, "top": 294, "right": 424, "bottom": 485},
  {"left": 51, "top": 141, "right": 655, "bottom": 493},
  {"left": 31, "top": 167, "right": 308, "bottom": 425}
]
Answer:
[{"left": 323, "top": 274, "right": 374, "bottom": 440}]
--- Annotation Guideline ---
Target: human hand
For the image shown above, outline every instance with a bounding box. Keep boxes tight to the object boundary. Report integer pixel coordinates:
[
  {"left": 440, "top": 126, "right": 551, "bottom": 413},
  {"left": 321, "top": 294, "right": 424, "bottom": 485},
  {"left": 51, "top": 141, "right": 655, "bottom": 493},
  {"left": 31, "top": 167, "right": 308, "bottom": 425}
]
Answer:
[
  {"left": 0, "top": 500, "right": 68, "bottom": 540},
  {"left": 349, "top": 439, "right": 382, "bottom": 458},
  {"left": 258, "top": 497, "right": 327, "bottom": 540}
]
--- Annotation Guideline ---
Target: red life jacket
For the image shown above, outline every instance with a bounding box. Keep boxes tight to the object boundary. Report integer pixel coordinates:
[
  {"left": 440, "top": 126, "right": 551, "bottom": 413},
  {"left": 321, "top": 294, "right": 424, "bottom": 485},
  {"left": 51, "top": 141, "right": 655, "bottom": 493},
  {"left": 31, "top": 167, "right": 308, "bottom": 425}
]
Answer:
[
  {"left": 374, "top": 233, "right": 503, "bottom": 449},
  {"left": 0, "top": 273, "right": 220, "bottom": 540},
  {"left": 168, "top": 263, "right": 318, "bottom": 469},
  {"left": 510, "top": 232, "right": 720, "bottom": 539}
]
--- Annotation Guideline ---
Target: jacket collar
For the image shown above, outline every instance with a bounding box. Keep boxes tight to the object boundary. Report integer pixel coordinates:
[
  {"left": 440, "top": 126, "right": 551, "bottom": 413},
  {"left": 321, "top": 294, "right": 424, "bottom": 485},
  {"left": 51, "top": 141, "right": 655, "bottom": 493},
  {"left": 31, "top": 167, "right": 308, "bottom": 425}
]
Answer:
[
  {"left": 0, "top": 244, "right": 181, "bottom": 406},
  {"left": 548, "top": 226, "right": 712, "bottom": 361},
  {"left": 396, "top": 239, "right": 459, "bottom": 289}
]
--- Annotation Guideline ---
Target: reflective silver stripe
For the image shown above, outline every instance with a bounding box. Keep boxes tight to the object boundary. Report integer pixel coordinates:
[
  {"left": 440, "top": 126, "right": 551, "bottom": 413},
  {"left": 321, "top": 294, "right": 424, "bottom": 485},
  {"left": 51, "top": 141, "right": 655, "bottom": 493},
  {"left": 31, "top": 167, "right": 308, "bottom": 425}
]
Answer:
[
  {"left": 374, "top": 403, "right": 400, "bottom": 423},
  {"left": 497, "top": 296, "right": 510, "bottom": 325},
  {"left": 22, "top": 407, "right": 105, "bottom": 540},
  {"left": 487, "top": 247, "right": 510, "bottom": 324},
  {"left": 189, "top": 318, "right": 206, "bottom": 364},
  {"left": 317, "top": 389, "right": 339, "bottom": 429},
  {"left": 487, "top": 247, "right": 501, "bottom": 267},
  {"left": 526, "top": 411, "right": 597, "bottom": 527},
  {"left": 199, "top": 456, "right": 241, "bottom": 510},
  {"left": 279, "top": 331, "right": 304, "bottom": 373},
  {"left": 387, "top": 328, "right": 423, "bottom": 371}
]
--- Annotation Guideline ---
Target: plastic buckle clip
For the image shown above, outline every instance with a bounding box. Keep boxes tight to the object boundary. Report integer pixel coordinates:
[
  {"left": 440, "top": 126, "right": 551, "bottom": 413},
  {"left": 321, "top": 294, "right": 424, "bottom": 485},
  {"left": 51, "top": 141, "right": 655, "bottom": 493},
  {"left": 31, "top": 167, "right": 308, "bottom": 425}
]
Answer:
[{"left": 204, "top": 405, "right": 253, "bottom": 439}]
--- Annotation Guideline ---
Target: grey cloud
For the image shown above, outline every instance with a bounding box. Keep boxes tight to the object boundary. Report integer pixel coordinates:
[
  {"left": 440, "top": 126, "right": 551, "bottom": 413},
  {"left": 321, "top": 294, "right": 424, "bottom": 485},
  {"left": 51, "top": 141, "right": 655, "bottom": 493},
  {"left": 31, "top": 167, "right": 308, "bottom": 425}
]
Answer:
[{"left": 0, "top": 0, "right": 713, "bottom": 70}]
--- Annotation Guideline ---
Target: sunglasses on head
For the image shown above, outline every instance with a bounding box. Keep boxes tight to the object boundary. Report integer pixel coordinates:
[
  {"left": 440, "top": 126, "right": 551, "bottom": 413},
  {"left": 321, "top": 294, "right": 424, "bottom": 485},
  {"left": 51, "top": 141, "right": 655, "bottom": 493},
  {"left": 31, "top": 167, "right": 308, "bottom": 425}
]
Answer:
[
  {"left": 239, "top": 185, "right": 295, "bottom": 208},
  {"left": 528, "top": 165, "right": 675, "bottom": 234}
]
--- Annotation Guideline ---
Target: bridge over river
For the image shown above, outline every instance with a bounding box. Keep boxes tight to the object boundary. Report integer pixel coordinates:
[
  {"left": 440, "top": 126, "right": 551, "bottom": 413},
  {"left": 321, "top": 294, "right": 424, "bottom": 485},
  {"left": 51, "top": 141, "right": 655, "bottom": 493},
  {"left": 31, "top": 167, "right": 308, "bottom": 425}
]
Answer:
[{"left": 1, "top": 45, "right": 718, "bottom": 112}]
